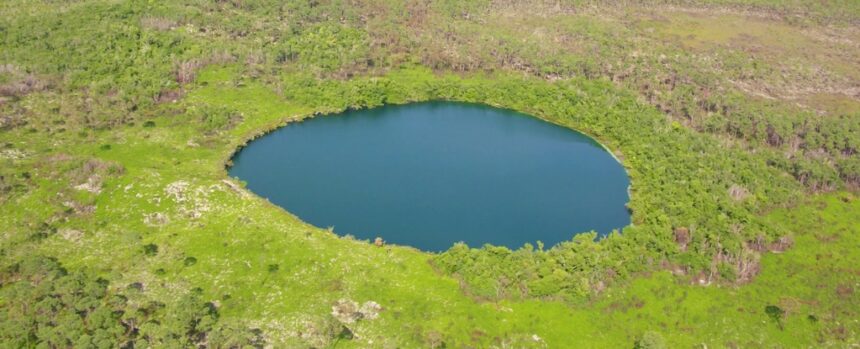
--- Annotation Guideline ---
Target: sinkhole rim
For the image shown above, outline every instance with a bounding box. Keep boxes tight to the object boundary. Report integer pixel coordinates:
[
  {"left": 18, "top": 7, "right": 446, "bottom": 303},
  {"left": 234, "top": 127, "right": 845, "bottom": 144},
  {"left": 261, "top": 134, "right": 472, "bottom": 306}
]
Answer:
[{"left": 224, "top": 101, "right": 633, "bottom": 252}]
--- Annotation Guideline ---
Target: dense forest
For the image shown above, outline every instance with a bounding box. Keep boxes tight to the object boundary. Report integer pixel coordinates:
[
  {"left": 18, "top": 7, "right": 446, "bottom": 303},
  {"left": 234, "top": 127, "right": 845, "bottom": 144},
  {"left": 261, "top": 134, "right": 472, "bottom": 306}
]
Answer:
[{"left": 1, "top": 0, "right": 858, "bottom": 347}]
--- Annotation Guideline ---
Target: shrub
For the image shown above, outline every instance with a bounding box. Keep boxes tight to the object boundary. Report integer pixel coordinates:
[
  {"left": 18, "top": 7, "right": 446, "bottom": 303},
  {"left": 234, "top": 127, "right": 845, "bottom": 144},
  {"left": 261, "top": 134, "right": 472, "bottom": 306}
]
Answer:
[
  {"left": 635, "top": 331, "right": 667, "bottom": 349},
  {"left": 143, "top": 243, "right": 158, "bottom": 257},
  {"left": 765, "top": 305, "right": 786, "bottom": 330}
]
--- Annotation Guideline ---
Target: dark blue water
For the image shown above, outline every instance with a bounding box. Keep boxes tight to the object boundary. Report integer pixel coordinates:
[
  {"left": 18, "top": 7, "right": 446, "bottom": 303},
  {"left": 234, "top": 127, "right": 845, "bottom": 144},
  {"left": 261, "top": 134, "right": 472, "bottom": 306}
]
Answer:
[{"left": 229, "top": 102, "right": 629, "bottom": 251}]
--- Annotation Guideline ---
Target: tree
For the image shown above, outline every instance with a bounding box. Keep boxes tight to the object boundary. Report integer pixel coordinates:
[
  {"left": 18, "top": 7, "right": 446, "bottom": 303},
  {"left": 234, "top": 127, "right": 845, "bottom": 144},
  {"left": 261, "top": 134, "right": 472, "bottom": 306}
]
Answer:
[{"left": 765, "top": 305, "right": 786, "bottom": 330}]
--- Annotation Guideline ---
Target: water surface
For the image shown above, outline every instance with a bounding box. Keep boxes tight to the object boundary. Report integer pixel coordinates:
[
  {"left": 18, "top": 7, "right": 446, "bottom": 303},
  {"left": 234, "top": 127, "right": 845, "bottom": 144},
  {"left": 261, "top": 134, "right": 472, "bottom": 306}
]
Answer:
[{"left": 229, "top": 102, "right": 629, "bottom": 251}]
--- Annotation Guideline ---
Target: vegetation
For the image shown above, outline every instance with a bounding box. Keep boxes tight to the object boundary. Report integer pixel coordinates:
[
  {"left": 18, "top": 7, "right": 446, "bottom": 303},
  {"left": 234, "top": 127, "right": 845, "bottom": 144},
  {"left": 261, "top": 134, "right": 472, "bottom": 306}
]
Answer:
[
  {"left": 0, "top": 0, "right": 858, "bottom": 347},
  {"left": 0, "top": 256, "right": 264, "bottom": 348}
]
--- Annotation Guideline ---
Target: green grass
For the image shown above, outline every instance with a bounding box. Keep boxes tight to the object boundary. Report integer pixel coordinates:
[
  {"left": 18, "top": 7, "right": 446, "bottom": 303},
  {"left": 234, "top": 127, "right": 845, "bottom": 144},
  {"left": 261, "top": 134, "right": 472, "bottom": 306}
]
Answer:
[
  {"left": 3, "top": 64, "right": 858, "bottom": 347},
  {"left": 587, "top": 193, "right": 860, "bottom": 347},
  {"left": 1, "top": 1, "right": 859, "bottom": 347}
]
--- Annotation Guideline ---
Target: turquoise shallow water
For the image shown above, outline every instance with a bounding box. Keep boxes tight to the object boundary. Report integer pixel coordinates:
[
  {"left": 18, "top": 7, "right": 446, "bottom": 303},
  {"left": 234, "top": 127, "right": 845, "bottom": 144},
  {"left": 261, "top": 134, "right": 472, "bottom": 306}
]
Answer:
[{"left": 229, "top": 102, "right": 630, "bottom": 251}]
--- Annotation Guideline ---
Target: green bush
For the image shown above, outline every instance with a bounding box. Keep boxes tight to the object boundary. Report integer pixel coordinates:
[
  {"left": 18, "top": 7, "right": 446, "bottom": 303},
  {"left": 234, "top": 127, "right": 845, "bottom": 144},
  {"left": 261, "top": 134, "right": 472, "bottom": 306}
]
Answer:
[{"left": 0, "top": 256, "right": 263, "bottom": 348}]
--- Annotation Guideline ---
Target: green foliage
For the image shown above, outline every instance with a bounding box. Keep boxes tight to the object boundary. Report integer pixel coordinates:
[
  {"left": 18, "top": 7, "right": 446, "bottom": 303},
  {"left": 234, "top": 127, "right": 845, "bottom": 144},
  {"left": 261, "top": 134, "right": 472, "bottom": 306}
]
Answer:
[
  {"left": 2, "top": 2, "right": 193, "bottom": 106},
  {"left": 765, "top": 305, "right": 786, "bottom": 330},
  {"left": 0, "top": 0, "right": 855, "bottom": 188},
  {"left": 635, "top": 331, "right": 667, "bottom": 349},
  {"left": 138, "top": 290, "right": 218, "bottom": 347},
  {"left": 0, "top": 256, "right": 263, "bottom": 348},
  {"left": 279, "top": 24, "right": 371, "bottom": 75},
  {"left": 190, "top": 104, "right": 243, "bottom": 133},
  {"left": 0, "top": 0, "right": 858, "bottom": 347},
  {"left": 183, "top": 256, "right": 197, "bottom": 266},
  {"left": 717, "top": 262, "right": 738, "bottom": 281},
  {"left": 837, "top": 157, "right": 860, "bottom": 185},
  {"left": 142, "top": 243, "right": 158, "bottom": 257}
]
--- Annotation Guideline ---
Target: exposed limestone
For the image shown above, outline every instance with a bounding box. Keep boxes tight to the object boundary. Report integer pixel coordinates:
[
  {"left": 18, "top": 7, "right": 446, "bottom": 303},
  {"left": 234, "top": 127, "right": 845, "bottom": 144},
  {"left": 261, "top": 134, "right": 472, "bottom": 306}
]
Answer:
[
  {"left": 59, "top": 228, "right": 83, "bottom": 243},
  {"left": 331, "top": 299, "right": 383, "bottom": 324},
  {"left": 0, "top": 149, "right": 28, "bottom": 160},
  {"left": 74, "top": 175, "right": 103, "bottom": 194},
  {"left": 165, "top": 181, "right": 190, "bottom": 202},
  {"left": 144, "top": 212, "right": 169, "bottom": 226},
  {"left": 358, "top": 301, "right": 382, "bottom": 320},
  {"left": 331, "top": 299, "right": 361, "bottom": 324}
]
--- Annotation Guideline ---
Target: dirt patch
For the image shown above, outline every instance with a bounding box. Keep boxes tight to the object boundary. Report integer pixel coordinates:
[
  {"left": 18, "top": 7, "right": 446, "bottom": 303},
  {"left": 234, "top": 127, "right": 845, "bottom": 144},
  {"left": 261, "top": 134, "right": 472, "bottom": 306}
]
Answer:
[{"left": 836, "top": 284, "right": 854, "bottom": 298}]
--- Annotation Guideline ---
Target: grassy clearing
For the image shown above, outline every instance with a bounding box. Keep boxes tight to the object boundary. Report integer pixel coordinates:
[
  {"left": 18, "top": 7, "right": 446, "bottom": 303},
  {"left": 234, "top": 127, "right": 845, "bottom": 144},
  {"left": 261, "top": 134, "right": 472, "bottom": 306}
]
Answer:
[{"left": 644, "top": 12, "right": 813, "bottom": 49}]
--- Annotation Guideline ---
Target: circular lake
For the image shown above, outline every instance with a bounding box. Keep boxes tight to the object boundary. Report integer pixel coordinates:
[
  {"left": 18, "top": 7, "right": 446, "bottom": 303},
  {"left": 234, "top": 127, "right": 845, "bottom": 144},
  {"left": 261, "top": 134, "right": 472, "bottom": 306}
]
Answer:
[{"left": 229, "top": 102, "right": 630, "bottom": 251}]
